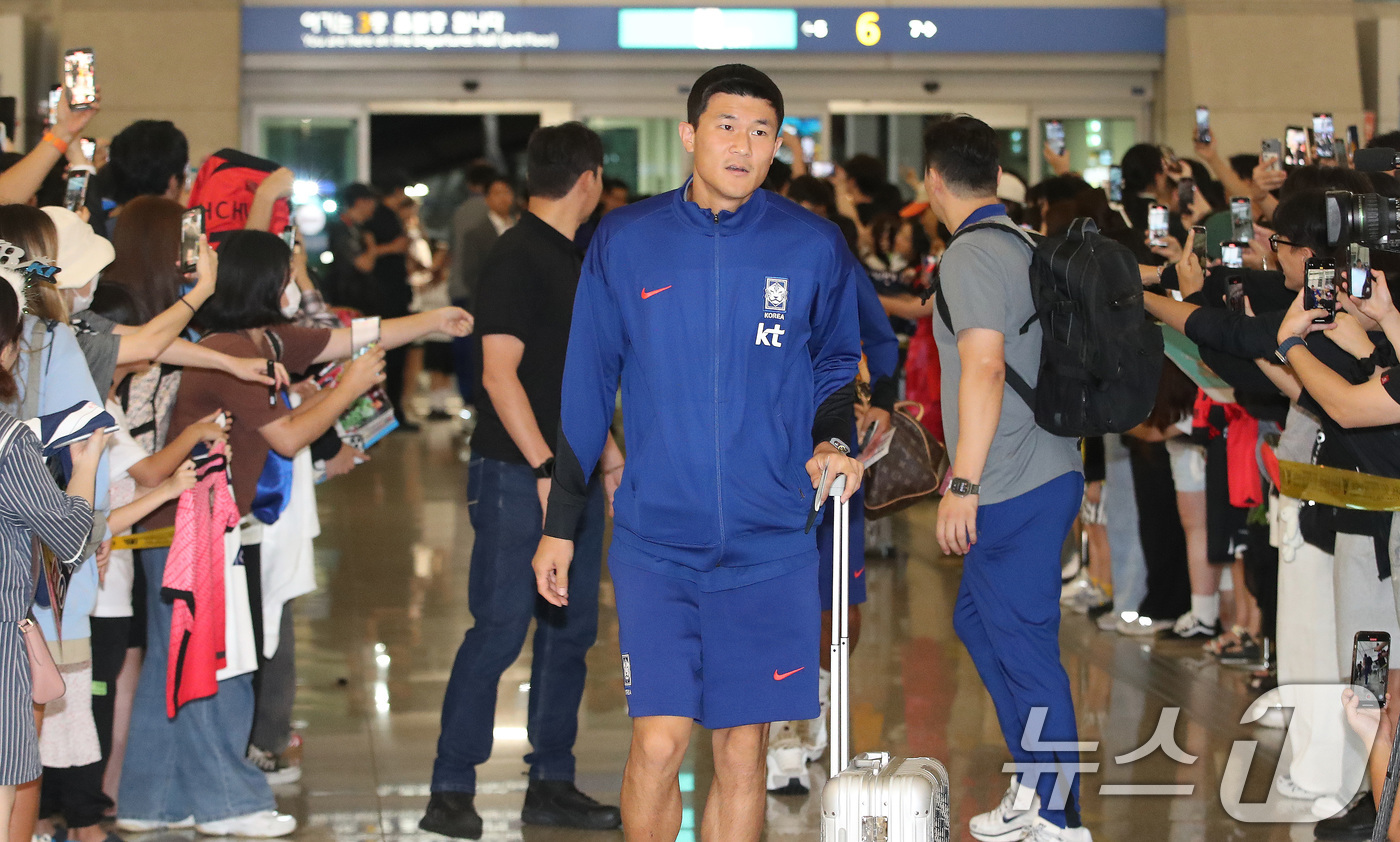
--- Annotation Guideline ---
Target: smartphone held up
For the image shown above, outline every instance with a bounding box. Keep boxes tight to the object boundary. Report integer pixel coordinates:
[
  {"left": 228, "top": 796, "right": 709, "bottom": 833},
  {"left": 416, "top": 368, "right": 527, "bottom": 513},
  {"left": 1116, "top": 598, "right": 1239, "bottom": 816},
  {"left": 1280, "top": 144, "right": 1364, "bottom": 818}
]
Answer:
[
  {"left": 180, "top": 207, "right": 204, "bottom": 274},
  {"left": 1352, "top": 631, "right": 1390, "bottom": 709},
  {"left": 1305, "top": 256, "right": 1338, "bottom": 324},
  {"left": 63, "top": 48, "right": 97, "bottom": 110}
]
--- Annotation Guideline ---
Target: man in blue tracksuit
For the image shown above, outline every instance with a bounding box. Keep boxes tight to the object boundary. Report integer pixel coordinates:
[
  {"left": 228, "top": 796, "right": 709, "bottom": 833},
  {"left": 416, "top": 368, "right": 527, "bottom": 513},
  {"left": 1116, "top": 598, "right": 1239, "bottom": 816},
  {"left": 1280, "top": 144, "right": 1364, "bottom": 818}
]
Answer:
[{"left": 531, "top": 64, "right": 864, "bottom": 842}]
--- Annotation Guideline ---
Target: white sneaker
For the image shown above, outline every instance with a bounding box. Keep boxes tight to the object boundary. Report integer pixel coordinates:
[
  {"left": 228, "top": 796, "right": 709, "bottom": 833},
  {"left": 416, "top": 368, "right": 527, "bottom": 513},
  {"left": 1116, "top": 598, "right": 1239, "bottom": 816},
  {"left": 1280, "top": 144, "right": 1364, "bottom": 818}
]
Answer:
[
  {"left": 116, "top": 816, "right": 196, "bottom": 832},
  {"left": 1274, "top": 773, "right": 1328, "bottom": 801},
  {"left": 1095, "top": 611, "right": 1123, "bottom": 632},
  {"left": 195, "top": 810, "right": 298, "bottom": 838},
  {"left": 803, "top": 669, "right": 831, "bottom": 764},
  {"left": 1061, "top": 581, "right": 1109, "bottom": 615},
  {"left": 1025, "top": 815, "right": 1092, "bottom": 841},
  {"left": 1060, "top": 574, "right": 1088, "bottom": 604},
  {"left": 969, "top": 778, "right": 1040, "bottom": 842},
  {"left": 766, "top": 721, "right": 810, "bottom": 794},
  {"left": 248, "top": 741, "right": 302, "bottom": 785},
  {"left": 1115, "top": 612, "right": 1172, "bottom": 637}
]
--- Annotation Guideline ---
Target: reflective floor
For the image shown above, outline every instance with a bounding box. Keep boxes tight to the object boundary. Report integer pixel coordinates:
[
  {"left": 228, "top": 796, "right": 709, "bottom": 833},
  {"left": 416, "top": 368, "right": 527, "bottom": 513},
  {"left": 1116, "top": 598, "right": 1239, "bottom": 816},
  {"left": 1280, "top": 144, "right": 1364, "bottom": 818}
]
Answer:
[{"left": 247, "top": 422, "right": 1334, "bottom": 841}]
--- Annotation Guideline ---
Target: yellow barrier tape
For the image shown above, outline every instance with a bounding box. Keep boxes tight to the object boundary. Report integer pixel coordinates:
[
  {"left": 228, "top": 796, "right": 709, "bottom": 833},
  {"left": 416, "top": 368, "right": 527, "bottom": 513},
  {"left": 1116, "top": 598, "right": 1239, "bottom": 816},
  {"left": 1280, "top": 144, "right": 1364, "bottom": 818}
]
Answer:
[
  {"left": 1278, "top": 460, "right": 1400, "bottom": 511},
  {"left": 109, "top": 527, "right": 176, "bottom": 551}
]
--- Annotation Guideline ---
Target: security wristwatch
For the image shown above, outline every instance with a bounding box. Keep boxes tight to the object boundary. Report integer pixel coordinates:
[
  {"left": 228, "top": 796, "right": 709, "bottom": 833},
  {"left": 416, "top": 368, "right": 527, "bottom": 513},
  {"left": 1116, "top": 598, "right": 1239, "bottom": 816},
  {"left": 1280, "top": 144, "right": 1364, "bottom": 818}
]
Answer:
[
  {"left": 532, "top": 457, "right": 556, "bottom": 479},
  {"left": 947, "top": 477, "right": 981, "bottom": 497},
  {"left": 828, "top": 437, "right": 851, "bottom": 454}
]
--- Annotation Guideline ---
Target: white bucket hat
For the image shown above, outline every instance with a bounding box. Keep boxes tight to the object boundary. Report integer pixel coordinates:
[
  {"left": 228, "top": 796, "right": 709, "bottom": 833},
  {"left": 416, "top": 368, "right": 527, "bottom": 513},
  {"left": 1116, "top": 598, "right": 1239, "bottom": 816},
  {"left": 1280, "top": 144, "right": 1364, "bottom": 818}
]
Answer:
[{"left": 40, "top": 206, "right": 115, "bottom": 290}]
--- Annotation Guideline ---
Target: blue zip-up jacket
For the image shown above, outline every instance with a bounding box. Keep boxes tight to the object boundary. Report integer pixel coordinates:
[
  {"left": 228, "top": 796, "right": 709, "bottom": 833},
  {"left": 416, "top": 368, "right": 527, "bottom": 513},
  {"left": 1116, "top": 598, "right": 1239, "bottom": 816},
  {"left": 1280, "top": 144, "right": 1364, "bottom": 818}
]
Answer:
[
  {"left": 854, "top": 267, "right": 900, "bottom": 408},
  {"left": 544, "top": 182, "right": 863, "bottom": 589}
]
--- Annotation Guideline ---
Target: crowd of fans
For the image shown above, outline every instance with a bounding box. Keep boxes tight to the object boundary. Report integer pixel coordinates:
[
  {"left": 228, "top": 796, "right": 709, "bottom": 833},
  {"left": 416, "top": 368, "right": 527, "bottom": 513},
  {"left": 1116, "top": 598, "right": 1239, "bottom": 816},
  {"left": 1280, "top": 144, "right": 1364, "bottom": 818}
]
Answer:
[{"left": 4, "top": 55, "right": 1400, "bottom": 842}]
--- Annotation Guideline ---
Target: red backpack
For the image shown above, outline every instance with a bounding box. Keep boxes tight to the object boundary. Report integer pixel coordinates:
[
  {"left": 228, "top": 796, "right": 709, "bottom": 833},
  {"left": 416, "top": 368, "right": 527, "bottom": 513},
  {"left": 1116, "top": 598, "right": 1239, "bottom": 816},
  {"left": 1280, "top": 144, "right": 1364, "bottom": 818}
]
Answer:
[{"left": 186, "top": 148, "right": 290, "bottom": 243}]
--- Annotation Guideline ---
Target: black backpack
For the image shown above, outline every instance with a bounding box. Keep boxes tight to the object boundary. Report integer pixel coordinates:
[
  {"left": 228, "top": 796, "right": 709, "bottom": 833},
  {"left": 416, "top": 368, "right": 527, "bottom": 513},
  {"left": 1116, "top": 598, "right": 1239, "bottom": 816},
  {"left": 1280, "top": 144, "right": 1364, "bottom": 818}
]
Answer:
[{"left": 929, "top": 217, "right": 1162, "bottom": 437}]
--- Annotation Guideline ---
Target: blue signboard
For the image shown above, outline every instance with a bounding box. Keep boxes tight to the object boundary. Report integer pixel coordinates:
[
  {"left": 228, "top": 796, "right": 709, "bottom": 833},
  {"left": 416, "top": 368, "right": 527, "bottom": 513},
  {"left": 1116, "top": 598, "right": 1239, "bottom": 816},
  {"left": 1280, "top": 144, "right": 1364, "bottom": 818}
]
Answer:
[{"left": 242, "top": 6, "right": 1165, "bottom": 55}]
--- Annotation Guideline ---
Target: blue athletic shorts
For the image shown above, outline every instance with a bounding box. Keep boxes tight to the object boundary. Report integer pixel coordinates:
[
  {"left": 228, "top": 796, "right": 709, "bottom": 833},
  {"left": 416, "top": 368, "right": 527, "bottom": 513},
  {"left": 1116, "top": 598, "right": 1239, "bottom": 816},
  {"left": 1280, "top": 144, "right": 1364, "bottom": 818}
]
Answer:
[
  {"left": 817, "top": 487, "right": 867, "bottom": 612},
  {"left": 609, "top": 549, "right": 820, "bottom": 730}
]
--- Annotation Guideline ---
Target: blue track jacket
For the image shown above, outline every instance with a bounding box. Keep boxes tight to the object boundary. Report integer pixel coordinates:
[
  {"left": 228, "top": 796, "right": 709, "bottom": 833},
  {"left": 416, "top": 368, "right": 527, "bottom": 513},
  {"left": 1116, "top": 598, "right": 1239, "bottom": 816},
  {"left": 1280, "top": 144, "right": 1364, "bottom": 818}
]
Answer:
[{"left": 543, "top": 182, "right": 863, "bottom": 589}]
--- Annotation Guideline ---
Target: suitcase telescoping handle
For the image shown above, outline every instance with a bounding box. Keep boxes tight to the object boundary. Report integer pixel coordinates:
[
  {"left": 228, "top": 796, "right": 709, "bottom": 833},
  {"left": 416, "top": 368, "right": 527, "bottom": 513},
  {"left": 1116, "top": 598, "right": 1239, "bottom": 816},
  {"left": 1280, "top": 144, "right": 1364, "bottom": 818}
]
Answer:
[{"left": 828, "top": 474, "right": 850, "bottom": 776}]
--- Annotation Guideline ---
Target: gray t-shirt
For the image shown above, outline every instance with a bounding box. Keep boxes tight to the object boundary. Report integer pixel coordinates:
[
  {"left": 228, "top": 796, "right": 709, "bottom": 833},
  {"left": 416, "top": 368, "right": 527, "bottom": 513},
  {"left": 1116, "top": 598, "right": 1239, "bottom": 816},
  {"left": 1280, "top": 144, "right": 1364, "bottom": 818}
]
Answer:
[
  {"left": 931, "top": 215, "right": 1081, "bottom": 504},
  {"left": 70, "top": 309, "right": 120, "bottom": 396}
]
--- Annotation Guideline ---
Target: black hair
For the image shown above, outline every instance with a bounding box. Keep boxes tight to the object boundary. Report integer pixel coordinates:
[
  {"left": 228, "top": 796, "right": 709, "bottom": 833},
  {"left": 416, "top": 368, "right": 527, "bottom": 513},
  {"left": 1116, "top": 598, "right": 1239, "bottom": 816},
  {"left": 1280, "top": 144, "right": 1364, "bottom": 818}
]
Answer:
[
  {"left": 787, "top": 175, "right": 837, "bottom": 215},
  {"left": 466, "top": 163, "right": 500, "bottom": 191},
  {"left": 763, "top": 159, "right": 792, "bottom": 193},
  {"left": 1229, "top": 154, "right": 1260, "bottom": 182},
  {"left": 525, "top": 122, "right": 603, "bottom": 200},
  {"left": 686, "top": 64, "right": 784, "bottom": 127},
  {"left": 0, "top": 281, "right": 18, "bottom": 402},
  {"left": 196, "top": 230, "right": 293, "bottom": 332},
  {"left": 88, "top": 282, "right": 140, "bottom": 327},
  {"left": 341, "top": 183, "right": 377, "bottom": 206},
  {"left": 843, "top": 154, "right": 888, "bottom": 200},
  {"left": 1120, "top": 144, "right": 1164, "bottom": 195},
  {"left": 1271, "top": 189, "right": 1329, "bottom": 253},
  {"left": 33, "top": 158, "right": 68, "bottom": 208},
  {"left": 603, "top": 177, "right": 630, "bottom": 195},
  {"left": 107, "top": 120, "right": 189, "bottom": 204},
  {"left": 1370, "top": 171, "right": 1400, "bottom": 200},
  {"left": 921, "top": 115, "right": 999, "bottom": 197},
  {"left": 1280, "top": 165, "right": 1374, "bottom": 199},
  {"left": 1369, "top": 131, "right": 1400, "bottom": 152}
]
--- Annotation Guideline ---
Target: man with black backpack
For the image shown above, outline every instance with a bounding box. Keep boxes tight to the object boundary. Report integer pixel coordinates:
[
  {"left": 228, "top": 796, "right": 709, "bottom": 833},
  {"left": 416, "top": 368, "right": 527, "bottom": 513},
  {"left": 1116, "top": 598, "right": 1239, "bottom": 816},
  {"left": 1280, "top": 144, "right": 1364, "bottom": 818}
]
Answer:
[{"left": 924, "top": 115, "right": 1090, "bottom": 842}]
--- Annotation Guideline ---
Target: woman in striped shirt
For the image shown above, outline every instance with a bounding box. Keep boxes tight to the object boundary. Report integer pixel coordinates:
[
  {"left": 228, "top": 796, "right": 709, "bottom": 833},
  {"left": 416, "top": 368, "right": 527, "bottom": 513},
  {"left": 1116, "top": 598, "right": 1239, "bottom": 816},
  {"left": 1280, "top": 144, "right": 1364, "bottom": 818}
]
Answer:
[{"left": 0, "top": 267, "right": 103, "bottom": 829}]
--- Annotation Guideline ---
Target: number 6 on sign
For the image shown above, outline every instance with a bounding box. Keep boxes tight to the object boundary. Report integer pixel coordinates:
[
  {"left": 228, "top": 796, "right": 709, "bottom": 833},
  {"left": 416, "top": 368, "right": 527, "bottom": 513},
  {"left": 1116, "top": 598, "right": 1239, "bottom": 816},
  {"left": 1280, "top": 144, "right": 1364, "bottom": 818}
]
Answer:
[{"left": 856, "top": 11, "right": 881, "bottom": 46}]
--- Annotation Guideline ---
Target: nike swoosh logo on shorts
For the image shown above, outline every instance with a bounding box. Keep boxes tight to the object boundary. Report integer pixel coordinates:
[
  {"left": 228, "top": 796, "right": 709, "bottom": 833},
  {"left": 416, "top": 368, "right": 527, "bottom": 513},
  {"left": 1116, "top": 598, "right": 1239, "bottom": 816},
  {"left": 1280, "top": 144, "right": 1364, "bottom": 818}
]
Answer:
[
  {"left": 640, "top": 286, "right": 672, "bottom": 299},
  {"left": 854, "top": 567, "right": 865, "bottom": 578},
  {"left": 774, "top": 667, "right": 805, "bottom": 681}
]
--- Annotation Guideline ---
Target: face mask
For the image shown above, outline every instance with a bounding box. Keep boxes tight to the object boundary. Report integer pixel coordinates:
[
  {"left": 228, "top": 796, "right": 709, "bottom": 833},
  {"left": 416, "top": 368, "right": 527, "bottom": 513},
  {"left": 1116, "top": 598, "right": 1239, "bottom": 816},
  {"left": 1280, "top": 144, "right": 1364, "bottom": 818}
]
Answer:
[
  {"left": 280, "top": 282, "right": 301, "bottom": 319},
  {"left": 70, "top": 279, "right": 97, "bottom": 314}
]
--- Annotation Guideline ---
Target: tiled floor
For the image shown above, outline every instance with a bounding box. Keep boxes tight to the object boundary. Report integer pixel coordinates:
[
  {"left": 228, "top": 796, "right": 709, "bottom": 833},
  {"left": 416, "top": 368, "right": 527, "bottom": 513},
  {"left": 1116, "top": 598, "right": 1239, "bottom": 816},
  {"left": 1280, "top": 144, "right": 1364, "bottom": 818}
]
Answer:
[{"left": 236, "top": 424, "right": 1333, "bottom": 841}]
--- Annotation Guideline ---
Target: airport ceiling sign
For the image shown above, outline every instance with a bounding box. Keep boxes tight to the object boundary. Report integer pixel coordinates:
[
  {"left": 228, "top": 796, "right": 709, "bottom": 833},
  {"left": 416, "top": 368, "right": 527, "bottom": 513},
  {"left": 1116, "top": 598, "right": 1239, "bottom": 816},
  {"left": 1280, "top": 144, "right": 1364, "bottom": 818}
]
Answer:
[{"left": 242, "top": 6, "right": 1165, "bottom": 54}]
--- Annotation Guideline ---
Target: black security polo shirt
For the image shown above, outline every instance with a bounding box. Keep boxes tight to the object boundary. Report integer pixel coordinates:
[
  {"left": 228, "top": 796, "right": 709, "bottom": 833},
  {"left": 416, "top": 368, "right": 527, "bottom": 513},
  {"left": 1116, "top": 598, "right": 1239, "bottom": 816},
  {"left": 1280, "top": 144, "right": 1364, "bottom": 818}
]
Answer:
[{"left": 471, "top": 212, "right": 583, "bottom": 466}]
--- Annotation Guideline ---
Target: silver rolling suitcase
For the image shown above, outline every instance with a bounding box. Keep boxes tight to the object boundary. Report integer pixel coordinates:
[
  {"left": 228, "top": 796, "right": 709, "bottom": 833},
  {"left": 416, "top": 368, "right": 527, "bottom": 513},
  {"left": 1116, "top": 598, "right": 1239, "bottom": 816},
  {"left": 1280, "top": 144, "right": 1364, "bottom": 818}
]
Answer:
[{"left": 820, "top": 475, "right": 952, "bottom": 842}]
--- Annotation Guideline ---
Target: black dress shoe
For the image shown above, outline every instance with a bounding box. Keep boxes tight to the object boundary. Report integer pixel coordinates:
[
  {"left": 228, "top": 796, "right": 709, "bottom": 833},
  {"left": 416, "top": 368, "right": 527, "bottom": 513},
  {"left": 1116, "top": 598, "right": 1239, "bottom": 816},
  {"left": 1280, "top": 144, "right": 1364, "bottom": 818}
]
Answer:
[
  {"left": 521, "top": 780, "right": 623, "bottom": 830},
  {"left": 419, "top": 792, "right": 483, "bottom": 839},
  {"left": 1314, "top": 795, "right": 1376, "bottom": 841}
]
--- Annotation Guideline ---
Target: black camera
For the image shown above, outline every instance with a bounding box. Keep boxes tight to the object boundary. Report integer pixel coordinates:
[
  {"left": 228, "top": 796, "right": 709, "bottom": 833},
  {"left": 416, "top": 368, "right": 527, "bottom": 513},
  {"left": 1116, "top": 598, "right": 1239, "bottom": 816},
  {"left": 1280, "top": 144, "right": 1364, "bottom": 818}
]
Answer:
[{"left": 1324, "top": 189, "right": 1400, "bottom": 251}]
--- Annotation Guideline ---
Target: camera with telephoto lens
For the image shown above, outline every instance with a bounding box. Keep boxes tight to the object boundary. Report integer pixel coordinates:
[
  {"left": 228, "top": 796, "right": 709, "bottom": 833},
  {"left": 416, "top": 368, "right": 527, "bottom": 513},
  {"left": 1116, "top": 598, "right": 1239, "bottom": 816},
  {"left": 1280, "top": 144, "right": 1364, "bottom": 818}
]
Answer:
[{"left": 1324, "top": 189, "right": 1400, "bottom": 252}]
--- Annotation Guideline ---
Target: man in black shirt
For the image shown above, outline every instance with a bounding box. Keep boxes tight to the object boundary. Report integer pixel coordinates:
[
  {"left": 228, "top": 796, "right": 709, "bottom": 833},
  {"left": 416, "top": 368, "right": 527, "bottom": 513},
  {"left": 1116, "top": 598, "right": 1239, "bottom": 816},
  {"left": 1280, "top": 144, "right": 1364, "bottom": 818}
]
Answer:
[
  {"left": 365, "top": 180, "right": 417, "bottom": 429},
  {"left": 324, "top": 183, "right": 378, "bottom": 309},
  {"left": 420, "top": 123, "right": 622, "bottom": 840}
]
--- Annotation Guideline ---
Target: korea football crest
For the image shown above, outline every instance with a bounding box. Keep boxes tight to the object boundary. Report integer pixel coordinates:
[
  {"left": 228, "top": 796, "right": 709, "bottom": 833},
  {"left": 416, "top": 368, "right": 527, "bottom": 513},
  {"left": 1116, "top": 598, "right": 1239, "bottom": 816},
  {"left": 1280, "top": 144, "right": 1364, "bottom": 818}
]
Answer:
[
  {"left": 764, "top": 277, "right": 788, "bottom": 312},
  {"left": 756, "top": 276, "right": 788, "bottom": 348}
]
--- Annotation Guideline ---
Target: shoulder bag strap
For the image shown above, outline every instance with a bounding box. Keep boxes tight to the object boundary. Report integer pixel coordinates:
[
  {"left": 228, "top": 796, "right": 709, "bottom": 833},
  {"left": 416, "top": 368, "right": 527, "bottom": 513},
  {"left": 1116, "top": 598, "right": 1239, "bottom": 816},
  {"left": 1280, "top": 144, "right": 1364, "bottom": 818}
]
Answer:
[{"left": 931, "top": 224, "right": 1038, "bottom": 410}]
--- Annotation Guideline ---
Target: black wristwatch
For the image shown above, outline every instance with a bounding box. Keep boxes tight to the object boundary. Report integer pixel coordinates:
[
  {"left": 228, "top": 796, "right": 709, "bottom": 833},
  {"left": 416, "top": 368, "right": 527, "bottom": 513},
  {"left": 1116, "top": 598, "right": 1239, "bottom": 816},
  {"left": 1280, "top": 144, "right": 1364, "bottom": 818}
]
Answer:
[
  {"left": 947, "top": 477, "right": 980, "bottom": 497},
  {"left": 827, "top": 437, "right": 851, "bottom": 454},
  {"left": 1276, "top": 336, "right": 1305, "bottom": 364},
  {"left": 533, "top": 457, "right": 555, "bottom": 479}
]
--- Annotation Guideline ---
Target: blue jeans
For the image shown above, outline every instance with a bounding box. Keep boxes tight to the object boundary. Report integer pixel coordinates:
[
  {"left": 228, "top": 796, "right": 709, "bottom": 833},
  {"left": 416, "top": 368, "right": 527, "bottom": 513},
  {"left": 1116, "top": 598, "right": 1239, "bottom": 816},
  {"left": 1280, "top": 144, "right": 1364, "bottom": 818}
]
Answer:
[
  {"left": 1103, "top": 434, "right": 1147, "bottom": 615},
  {"left": 431, "top": 456, "right": 606, "bottom": 793},
  {"left": 953, "top": 472, "right": 1084, "bottom": 829},
  {"left": 118, "top": 546, "right": 275, "bottom": 823}
]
